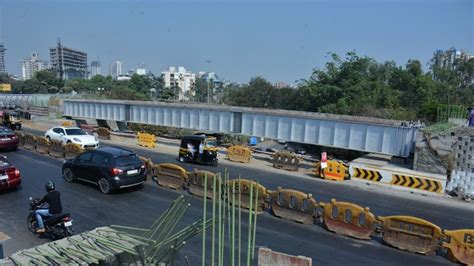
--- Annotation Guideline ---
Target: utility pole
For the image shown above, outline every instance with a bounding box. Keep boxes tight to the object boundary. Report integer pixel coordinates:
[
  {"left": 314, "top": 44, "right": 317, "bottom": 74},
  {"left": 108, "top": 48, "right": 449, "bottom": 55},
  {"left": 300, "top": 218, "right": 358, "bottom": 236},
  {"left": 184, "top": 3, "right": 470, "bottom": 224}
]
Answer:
[{"left": 206, "top": 60, "right": 212, "bottom": 104}]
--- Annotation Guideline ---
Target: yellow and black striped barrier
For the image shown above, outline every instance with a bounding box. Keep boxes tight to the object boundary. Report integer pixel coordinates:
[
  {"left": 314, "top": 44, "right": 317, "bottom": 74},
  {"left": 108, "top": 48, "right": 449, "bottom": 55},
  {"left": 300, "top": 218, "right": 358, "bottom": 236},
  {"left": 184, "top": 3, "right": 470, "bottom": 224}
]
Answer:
[
  {"left": 352, "top": 167, "right": 383, "bottom": 182},
  {"left": 391, "top": 175, "right": 443, "bottom": 193}
]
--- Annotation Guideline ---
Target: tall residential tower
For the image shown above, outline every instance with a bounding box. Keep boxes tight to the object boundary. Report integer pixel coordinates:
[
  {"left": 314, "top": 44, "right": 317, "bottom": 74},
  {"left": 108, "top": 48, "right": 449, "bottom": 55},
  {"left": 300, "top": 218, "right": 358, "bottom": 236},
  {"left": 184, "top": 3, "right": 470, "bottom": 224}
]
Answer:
[{"left": 0, "top": 43, "right": 6, "bottom": 74}]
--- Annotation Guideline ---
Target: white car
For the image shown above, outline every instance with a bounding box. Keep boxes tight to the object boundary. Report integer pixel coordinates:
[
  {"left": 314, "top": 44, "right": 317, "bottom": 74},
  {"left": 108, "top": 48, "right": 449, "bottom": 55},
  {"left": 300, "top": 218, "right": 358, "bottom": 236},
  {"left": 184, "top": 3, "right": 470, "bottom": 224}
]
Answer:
[{"left": 45, "top": 126, "right": 99, "bottom": 149}]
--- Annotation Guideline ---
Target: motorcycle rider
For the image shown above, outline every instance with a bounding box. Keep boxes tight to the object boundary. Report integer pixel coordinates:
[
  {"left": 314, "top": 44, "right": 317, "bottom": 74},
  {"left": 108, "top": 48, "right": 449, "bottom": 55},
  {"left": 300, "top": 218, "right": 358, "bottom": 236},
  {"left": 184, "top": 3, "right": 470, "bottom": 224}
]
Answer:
[{"left": 35, "top": 181, "right": 62, "bottom": 233}]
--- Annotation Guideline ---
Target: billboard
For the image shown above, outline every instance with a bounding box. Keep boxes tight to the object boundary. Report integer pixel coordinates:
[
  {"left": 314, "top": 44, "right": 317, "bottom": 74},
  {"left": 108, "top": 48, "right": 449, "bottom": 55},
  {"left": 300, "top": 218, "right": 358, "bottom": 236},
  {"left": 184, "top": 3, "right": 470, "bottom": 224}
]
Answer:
[{"left": 0, "top": 83, "right": 11, "bottom": 92}]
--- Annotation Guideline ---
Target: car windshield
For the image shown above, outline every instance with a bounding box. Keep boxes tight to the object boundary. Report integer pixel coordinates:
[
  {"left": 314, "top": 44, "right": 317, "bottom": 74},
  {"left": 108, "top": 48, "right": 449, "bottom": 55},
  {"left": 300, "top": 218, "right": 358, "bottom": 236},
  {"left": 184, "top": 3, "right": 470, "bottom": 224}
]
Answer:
[
  {"left": 0, "top": 128, "right": 12, "bottom": 134},
  {"left": 114, "top": 154, "right": 142, "bottom": 167},
  {"left": 65, "top": 128, "right": 86, "bottom": 136}
]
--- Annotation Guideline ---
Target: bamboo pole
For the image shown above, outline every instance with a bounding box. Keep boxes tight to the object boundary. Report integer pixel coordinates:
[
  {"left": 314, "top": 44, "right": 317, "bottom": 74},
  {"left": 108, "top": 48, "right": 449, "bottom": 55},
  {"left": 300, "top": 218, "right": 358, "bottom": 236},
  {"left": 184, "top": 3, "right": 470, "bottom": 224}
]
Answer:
[
  {"left": 246, "top": 181, "right": 254, "bottom": 266},
  {"left": 202, "top": 173, "right": 208, "bottom": 266},
  {"left": 211, "top": 173, "right": 217, "bottom": 266},
  {"left": 251, "top": 181, "right": 259, "bottom": 259}
]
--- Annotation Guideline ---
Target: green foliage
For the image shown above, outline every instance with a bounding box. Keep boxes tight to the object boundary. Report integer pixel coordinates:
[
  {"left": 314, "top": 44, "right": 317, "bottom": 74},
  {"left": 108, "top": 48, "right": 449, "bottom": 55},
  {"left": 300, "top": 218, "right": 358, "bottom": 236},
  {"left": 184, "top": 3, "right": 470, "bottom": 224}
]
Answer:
[{"left": 422, "top": 122, "right": 457, "bottom": 134}]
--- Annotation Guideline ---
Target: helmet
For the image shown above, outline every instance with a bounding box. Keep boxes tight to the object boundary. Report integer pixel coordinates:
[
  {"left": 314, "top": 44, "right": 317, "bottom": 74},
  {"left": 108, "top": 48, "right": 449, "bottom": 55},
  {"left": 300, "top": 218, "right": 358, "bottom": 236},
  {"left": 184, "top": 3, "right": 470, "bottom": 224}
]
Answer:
[{"left": 45, "top": 181, "right": 55, "bottom": 192}]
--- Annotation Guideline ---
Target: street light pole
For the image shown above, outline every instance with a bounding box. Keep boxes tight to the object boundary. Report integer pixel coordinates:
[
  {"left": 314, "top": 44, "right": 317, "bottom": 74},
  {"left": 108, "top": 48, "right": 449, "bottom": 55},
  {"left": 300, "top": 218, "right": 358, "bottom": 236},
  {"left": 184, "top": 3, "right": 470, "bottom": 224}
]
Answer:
[{"left": 206, "top": 60, "right": 212, "bottom": 104}]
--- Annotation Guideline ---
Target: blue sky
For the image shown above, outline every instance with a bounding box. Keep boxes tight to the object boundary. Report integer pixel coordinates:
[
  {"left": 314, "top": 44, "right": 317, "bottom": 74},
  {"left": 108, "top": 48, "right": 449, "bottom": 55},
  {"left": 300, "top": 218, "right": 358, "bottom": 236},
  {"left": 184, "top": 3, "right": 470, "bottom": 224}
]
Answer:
[{"left": 0, "top": 0, "right": 472, "bottom": 83}]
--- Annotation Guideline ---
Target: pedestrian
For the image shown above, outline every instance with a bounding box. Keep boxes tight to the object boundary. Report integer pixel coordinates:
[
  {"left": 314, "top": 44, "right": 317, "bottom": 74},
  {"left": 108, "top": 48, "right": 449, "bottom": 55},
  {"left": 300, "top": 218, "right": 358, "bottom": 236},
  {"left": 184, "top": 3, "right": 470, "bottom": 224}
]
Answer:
[
  {"left": 319, "top": 150, "right": 327, "bottom": 178},
  {"left": 199, "top": 142, "right": 204, "bottom": 160},
  {"left": 187, "top": 142, "right": 195, "bottom": 158},
  {"left": 467, "top": 107, "right": 474, "bottom": 128}
]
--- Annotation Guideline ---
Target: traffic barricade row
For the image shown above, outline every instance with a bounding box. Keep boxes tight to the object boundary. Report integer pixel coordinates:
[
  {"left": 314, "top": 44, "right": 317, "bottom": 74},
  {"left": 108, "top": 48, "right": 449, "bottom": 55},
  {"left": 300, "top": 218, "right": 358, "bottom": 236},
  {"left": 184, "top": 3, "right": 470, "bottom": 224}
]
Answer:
[
  {"left": 137, "top": 132, "right": 156, "bottom": 148},
  {"left": 314, "top": 160, "right": 349, "bottom": 181},
  {"left": 16, "top": 132, "right": 473, "bottom": 265},
  {"left": 273, "top": 151, "right": 300, "bottom": 171},
  {"left": 227, "top": 145, "right": 252, "bottom": 163},
  {"left": 96, "top": 127, "right": 111, "bottom": 140}
]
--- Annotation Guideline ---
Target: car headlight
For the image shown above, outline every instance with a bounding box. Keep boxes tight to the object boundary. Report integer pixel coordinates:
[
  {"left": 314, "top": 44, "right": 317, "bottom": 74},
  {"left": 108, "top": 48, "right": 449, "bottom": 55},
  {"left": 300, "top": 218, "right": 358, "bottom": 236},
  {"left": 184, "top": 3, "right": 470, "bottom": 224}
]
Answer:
[{"left": 73, "top": 138, "right": 82, "bottom": 142}]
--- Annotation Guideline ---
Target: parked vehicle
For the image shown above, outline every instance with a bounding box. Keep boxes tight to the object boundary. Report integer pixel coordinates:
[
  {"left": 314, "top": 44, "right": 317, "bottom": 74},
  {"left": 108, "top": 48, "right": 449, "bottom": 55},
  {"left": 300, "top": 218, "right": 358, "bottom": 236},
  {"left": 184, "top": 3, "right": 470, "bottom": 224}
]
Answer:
[
  {"left": 45, "top": 126, "right": 99, "bottom": 149},
  {"left": 62, "top": 147, "right": 146, "bottom": 194},
  {"left": 178, "top": 135, "right": 218, "bottom": 167},
  {"left": 0, "top": 155, "right": 21, "bottom": 191},
  {"left": 0, "top": 126, "right": 19, "bottom": 151},
  {"left": 27, "top": 197, "right": 73, "bottom": 239},
  {"left": 0, "top": 110, "right": 22, "bottom": 130}
]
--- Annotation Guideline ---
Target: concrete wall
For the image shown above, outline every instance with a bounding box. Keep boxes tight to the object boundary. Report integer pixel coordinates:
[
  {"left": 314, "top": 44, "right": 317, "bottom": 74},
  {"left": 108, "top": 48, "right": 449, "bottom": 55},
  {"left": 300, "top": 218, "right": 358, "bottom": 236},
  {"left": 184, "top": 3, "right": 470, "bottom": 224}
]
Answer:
[{"left": 258, "top": 248, "right": 312, "bottom": 266}]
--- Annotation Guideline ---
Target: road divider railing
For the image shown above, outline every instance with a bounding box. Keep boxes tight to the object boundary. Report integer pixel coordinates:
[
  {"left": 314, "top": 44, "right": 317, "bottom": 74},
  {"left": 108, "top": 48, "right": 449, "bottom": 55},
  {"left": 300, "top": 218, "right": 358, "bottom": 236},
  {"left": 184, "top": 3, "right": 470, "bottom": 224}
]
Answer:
[
  {"left": 23, "top": 133, "right": 36, "bottom": 150},
  {"left": 96, "top": 127, "right": 111, "bottom": 140},
  {"left": 227, "top": 145, "right": 252, "bottom": 163},
  {"left": 319, "top": 199, "right": 376, "bottom": 240},
  {"left": 16, "top": 130, "right": 474, "bottom": 264},
  {"left": 269, "top": 188, "right": 317, "bottom": 224},
  {"left": 153, "top": 163, "right": 188, "bottom": 190},
  {"left": 137, "top": 132, "right": 156, "bottom": 148},
  {"left": 14, "top": 131, "right": 24, "bottom": 146},
  {"left": 48, "top": 140, "right": 65, "bottom": 158},
  {"left": 377, "top": 215, "right": 443, "bottom": 255},
  {"left": 228, "top": 179, "right": 269, "bottom": 212},
  {"left": 272, "top": 151, "right": 300, "bottom": 171},
  {"left": 314, "top": 160, "right": 349, "bottom": 181},
  {"left": 187, "top": 169, "right": 219, "bottom": 199},
  {"left": 64, "top": 143, "right": 85, "bottom": 160},
  {"left": 139, "top": 156, "right": 155, "bottom": 181},
  {"left": 441, "top": 229, "right": 474, "bottom": 265},
  {"left": 35, "top": 137, "right": 50, "bottom": 154}
]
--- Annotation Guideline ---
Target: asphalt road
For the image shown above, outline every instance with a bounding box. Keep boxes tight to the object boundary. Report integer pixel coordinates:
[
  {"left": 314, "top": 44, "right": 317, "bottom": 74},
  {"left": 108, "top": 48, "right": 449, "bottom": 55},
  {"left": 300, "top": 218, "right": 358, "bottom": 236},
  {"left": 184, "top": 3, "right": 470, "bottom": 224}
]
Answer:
[{"left": 0, "top": 128, "right": 471, "bottom": 264}]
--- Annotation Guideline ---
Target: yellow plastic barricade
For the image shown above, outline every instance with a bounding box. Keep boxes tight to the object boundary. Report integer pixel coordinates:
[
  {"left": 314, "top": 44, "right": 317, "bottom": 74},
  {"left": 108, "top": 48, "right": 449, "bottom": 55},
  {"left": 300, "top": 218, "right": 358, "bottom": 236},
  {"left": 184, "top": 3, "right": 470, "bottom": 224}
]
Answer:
[
  {"left": 49, "top": 140, "right": 65, "bottom": 158},
  {"left": 269, "top": 188, "right": 317, "bottom": 224},
  {"left": 442, "top": 229, "right": 474, "bottom": 265},
  {"left": 61, "top": 121, "right": 75, "bottom": 127},
  {"left": 35, "top": 137, "right": 50, "bottom": 154},
  {"left": 273, "top": 152, "right": 300, "bottom": 171},
  {"left": 228, "top": 179, "right": 269, "bottom": 212},
  {"left": 64, "top": 143, "right": 85, "bottom": 160},
  {"left": 137, "top": 132, "right": 156, "bottom": 148},
  {"left": 314, "top": 160, "right": 349, "bottom": 181},
  {"left": 377, "top": 215, "right": 443, "bottom": 255},
  {"left": 96, "top": 127, "right": 111, "bottom": 140},
  {"left": 153, "top": 163, "right": 187, "bottom": 190},
  {"left": 187, "top": 169, "right": 220, "bottom": 199},
  {"left": 227, "top": 146, "right": 252, "bottom": 163},
  {"left": 14, "top": 132, "right": 24, "bottom": 146},
  {"left": 139, "top": 156, "right": 154, "bottom": 181},
  {"left": 23, "top": 134, "right": 36, "bottom": 151},
  {"left": 320, "top": 199, "right": 376, "bottom": 240}
]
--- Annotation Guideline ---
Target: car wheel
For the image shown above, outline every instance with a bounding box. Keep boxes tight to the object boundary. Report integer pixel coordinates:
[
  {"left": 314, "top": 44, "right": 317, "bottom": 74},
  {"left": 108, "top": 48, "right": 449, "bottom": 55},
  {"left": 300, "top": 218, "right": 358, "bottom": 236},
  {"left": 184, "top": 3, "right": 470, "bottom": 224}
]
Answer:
[
  {"left": 46, "top": 136, "right": 51, "bottom": 141},
  {"left": 10, "top": 146, "right": 18, "bottom": 151},
  {"left": 66, "top": 140, "right": 72, "bottom": 144},
  {"left": 27, "top": 214, "right": 36, "bottom": 233},
  {"left": 98, "top": 178, "right": 112, "bottom": 194},
  {"left": 178, "top": 156, "right": 185, "bottom": 163},
  {"left": 63, "top": 168, "right": 75, "bottom": 182}
]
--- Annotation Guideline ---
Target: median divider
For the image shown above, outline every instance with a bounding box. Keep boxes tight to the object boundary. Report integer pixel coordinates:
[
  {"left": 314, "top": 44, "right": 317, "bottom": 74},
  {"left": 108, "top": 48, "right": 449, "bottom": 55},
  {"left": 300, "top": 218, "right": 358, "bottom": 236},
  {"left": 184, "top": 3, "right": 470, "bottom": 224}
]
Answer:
[
  {"left": 64, "top": 143, "right": 84, "bottom": 160},
  {"left": 272, "top": 151, "right": 300, "bottom": 171},
  {"left": 15, "top": 132, "right": 25, "bottom": 146},
  {"left": 23, "top": 133, "right": 36, "bottom": 150},
  {"left": 96, "top": 127, "right": 111, "bottom": 140},
  {"left": 139, "top": 156, "right": 155, "bottom": 181},
  {"left": 227, "top": 146, "right": 252, "bottom": 163},
  {"left": 269, "top": 187, "right": 317, "bottom": 224},
  {"left": 137, "top": 132, "right": 156, "bottom": 148},
  {"left": 228, "top": 179, "right": 269, "bottom": 212},
  {"left": 48, "top": 140, "right": 65, "bottom": 158},
  {"left": 153, "top": 163, "right": 187, "bottom": 190},
  {"left": 377, "top": 215, "right": 443, "bottom": 255},
  {"left": 319, "top": 199, "right": 376, "bottom": 240},
  {"left": 442, "top": 229, "right": 474, "bottom": 265},
  {"left": 314, "top": 160, "right": 349, "bottom": 181},
  {"left": 187, "top": 169, "right": 219, "bottom": 199},
  {"left": 35, "top": 137, "right": 50, "bottom": 154}
]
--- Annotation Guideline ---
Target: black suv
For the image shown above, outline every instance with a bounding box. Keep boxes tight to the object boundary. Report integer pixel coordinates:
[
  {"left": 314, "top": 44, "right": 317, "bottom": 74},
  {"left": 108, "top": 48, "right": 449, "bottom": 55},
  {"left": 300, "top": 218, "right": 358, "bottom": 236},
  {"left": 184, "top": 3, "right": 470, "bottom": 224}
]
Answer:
[{"left": 62, "top": 147, "right": 146, "bottom": 194}]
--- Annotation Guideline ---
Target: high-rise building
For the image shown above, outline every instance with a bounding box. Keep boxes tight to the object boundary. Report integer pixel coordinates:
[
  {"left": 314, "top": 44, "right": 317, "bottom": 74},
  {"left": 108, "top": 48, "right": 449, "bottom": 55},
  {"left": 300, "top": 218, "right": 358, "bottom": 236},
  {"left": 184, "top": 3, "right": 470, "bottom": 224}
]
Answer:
[
  {"left": 161, "top": 66, "right": 196, "bottom": 100},
  {"left": 21, "top": 52, "right": 49, "bottom": 80},
  {"left": 50, "top": 41, "right": 88, "bottom": 80},
  {"left": 90, "top": 59, "right": 101, "bottom": 78},
  {"left": 109, "top": 60, "right": 124, "bottom": 78},
  {"left": 0, "top": 43, "right": 6, "bottom": 74},
  {"left": 432, "top": 47, "right": 473, "bottom": 70}
]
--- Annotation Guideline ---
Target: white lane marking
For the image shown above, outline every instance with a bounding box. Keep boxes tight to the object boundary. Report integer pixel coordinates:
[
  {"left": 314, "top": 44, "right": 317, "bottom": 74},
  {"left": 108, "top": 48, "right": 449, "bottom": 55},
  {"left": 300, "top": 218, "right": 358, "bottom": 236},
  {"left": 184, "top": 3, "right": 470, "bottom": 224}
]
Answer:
[{"left": 12, "top": 152, "right": 60, "bottom": 168}]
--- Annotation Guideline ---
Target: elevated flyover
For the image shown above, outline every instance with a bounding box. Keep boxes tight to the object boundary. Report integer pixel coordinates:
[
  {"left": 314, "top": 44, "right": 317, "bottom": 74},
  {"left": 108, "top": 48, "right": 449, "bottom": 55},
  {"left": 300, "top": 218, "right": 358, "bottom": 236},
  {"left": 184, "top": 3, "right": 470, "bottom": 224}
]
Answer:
[{"left": 63, "top": 99, "right": 419, "bottom": 157}]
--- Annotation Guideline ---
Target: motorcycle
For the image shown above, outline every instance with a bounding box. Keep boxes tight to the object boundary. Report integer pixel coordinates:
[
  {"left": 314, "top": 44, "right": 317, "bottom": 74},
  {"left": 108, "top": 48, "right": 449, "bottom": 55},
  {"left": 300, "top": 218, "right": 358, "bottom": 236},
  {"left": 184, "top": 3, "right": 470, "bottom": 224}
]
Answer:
[{"left": 27, "top": 197, "right": 73, "bottom": 239}]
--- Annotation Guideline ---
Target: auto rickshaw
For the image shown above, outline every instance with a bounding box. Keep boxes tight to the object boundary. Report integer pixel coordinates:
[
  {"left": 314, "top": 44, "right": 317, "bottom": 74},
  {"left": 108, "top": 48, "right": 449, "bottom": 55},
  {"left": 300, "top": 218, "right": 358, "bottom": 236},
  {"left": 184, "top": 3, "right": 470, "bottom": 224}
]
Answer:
[
  {"left": 178, "top": 135, "right": 218, "bottom": 167},
  {"left": 1, "top": 110, "right": 22, "bottom": 130}
]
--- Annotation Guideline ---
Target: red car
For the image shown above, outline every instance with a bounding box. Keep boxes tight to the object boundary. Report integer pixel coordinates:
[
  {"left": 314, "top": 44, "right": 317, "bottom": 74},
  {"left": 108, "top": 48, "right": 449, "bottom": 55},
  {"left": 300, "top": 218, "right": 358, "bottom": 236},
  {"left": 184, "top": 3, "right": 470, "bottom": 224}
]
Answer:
[
  {"left": 0, "top": 126, "right": 19, "bottom": 150},
  {"left": 0, "top": 155, "right": 21, "bottom": 191}
]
